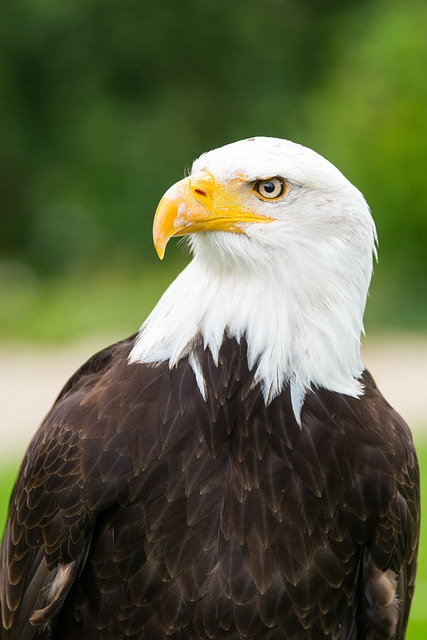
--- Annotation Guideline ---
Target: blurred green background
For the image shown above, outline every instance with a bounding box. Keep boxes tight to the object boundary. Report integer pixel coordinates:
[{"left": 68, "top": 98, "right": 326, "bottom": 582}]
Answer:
[
  {"left": 0, "top": 0, "right": 426, "bottom": 635},
  {"left": 1, "top": 0, "right": 427, "bottom": 338}
]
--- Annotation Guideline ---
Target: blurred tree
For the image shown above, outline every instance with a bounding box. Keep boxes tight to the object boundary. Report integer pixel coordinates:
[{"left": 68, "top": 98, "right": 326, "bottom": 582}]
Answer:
[
  {"left": 0, "top": 0, "right": 367, "bottom": 272},
  {"left": 299, "top": 0, "right": 427, "bottom": 324},
  {"left": 0, "top": 0, "right": 426, "bottom": 326}
]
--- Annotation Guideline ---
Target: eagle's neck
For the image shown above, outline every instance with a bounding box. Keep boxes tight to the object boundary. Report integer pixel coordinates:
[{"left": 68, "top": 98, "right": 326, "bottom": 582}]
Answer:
[{"left": 129, "top": 252, "right": 367, "bottom": 419}]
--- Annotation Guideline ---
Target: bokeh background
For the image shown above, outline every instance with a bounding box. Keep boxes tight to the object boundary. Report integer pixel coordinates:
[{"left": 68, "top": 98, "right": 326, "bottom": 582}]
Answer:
[{"left": 0, "top": 0, "right": 426, "bottom": 635}]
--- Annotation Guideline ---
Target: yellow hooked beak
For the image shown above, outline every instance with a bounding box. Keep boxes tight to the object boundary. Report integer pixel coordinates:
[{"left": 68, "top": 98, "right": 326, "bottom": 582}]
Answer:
[{"left": 153, "top": 170, "right": 274, "bottom": 259}]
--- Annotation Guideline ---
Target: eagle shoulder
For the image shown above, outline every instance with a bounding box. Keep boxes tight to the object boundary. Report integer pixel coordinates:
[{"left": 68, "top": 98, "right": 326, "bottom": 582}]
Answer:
[{"left": 0, "top": 335, "right": 161, "bottom": 638}]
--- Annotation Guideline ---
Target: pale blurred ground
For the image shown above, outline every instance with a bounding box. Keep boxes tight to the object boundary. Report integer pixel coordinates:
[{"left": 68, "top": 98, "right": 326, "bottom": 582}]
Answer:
[{"left": 0, "top": 334, "right": 426, "bottom": 462}]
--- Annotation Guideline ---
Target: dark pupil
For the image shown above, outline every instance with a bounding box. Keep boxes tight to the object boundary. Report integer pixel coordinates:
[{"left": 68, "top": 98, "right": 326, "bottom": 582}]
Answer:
[{"left": 264, "top": 181, "right": 276, "bottom": 193}]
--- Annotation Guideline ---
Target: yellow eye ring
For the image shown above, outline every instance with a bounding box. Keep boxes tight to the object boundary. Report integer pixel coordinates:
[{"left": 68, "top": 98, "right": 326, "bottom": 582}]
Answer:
[{"left": 254, "top": 177, "right": 287, "bottom": 201}]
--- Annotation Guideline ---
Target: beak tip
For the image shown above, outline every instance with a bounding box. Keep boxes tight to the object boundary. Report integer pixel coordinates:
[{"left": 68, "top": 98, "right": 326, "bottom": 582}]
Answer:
[{"left": 154, "top": 239, "right": 166, "bottom": 260}]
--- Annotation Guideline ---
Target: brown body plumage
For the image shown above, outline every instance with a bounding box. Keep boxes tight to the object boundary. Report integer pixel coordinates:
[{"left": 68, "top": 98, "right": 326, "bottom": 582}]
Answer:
[{"left": 0, "top": 337, "right": 419, "bottom": 639}]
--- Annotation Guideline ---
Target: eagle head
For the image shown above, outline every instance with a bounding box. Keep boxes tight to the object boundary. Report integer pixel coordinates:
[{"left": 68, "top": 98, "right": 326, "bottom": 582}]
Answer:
[
  {"left": 131, "top": 137, "right": 377, "bottom": 417},
  {"left": 153, "top": 137, "right": 375, "bottom": 272}
]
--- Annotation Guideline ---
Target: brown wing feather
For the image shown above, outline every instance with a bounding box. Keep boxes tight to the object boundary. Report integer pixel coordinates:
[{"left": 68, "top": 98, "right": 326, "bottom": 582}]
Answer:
[{"left": 0, "top": 337, "right": 420, "bottom": 639}]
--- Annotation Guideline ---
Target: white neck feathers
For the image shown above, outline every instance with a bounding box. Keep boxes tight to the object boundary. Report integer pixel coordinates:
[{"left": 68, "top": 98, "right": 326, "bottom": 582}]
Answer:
[{"left": 129, "top": 235, "right": 371, "bottom": 416}]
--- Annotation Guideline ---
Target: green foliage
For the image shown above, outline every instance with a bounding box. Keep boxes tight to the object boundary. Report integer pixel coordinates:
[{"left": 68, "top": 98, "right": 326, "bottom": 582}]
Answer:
[
  {"left": 0, "top": 257, "right": 187, "bottom": 341},
  {"left": 0, "top": 0, "right": 426, "bottom": 332},
  {"left": 0, "top": 461, "right": 20, "bottom": 535},
  {"left": 406, "top": 437, "right": 427, "bottom": 637},
  {"left": 300, "top": 0, "right": 427, "bottom": 324},
  {"left": 1, "top": 0, "right": 354, "bottom": 269}
]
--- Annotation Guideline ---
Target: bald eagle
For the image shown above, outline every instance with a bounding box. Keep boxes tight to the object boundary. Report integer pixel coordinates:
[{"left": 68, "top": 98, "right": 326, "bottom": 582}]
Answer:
[{"left": 0, "top": 138, "right": 419, "bottom": 639}]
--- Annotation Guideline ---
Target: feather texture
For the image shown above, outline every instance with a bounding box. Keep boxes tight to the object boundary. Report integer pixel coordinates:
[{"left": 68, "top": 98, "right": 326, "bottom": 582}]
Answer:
[{"left": 0, "top": 336, "right": 419, "bottom": 639}]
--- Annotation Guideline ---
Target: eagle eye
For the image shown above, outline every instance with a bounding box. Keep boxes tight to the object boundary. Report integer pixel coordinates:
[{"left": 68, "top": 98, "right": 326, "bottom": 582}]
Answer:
[{"left": 254, "top": 177, "right": 287, "bottom": 200}]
